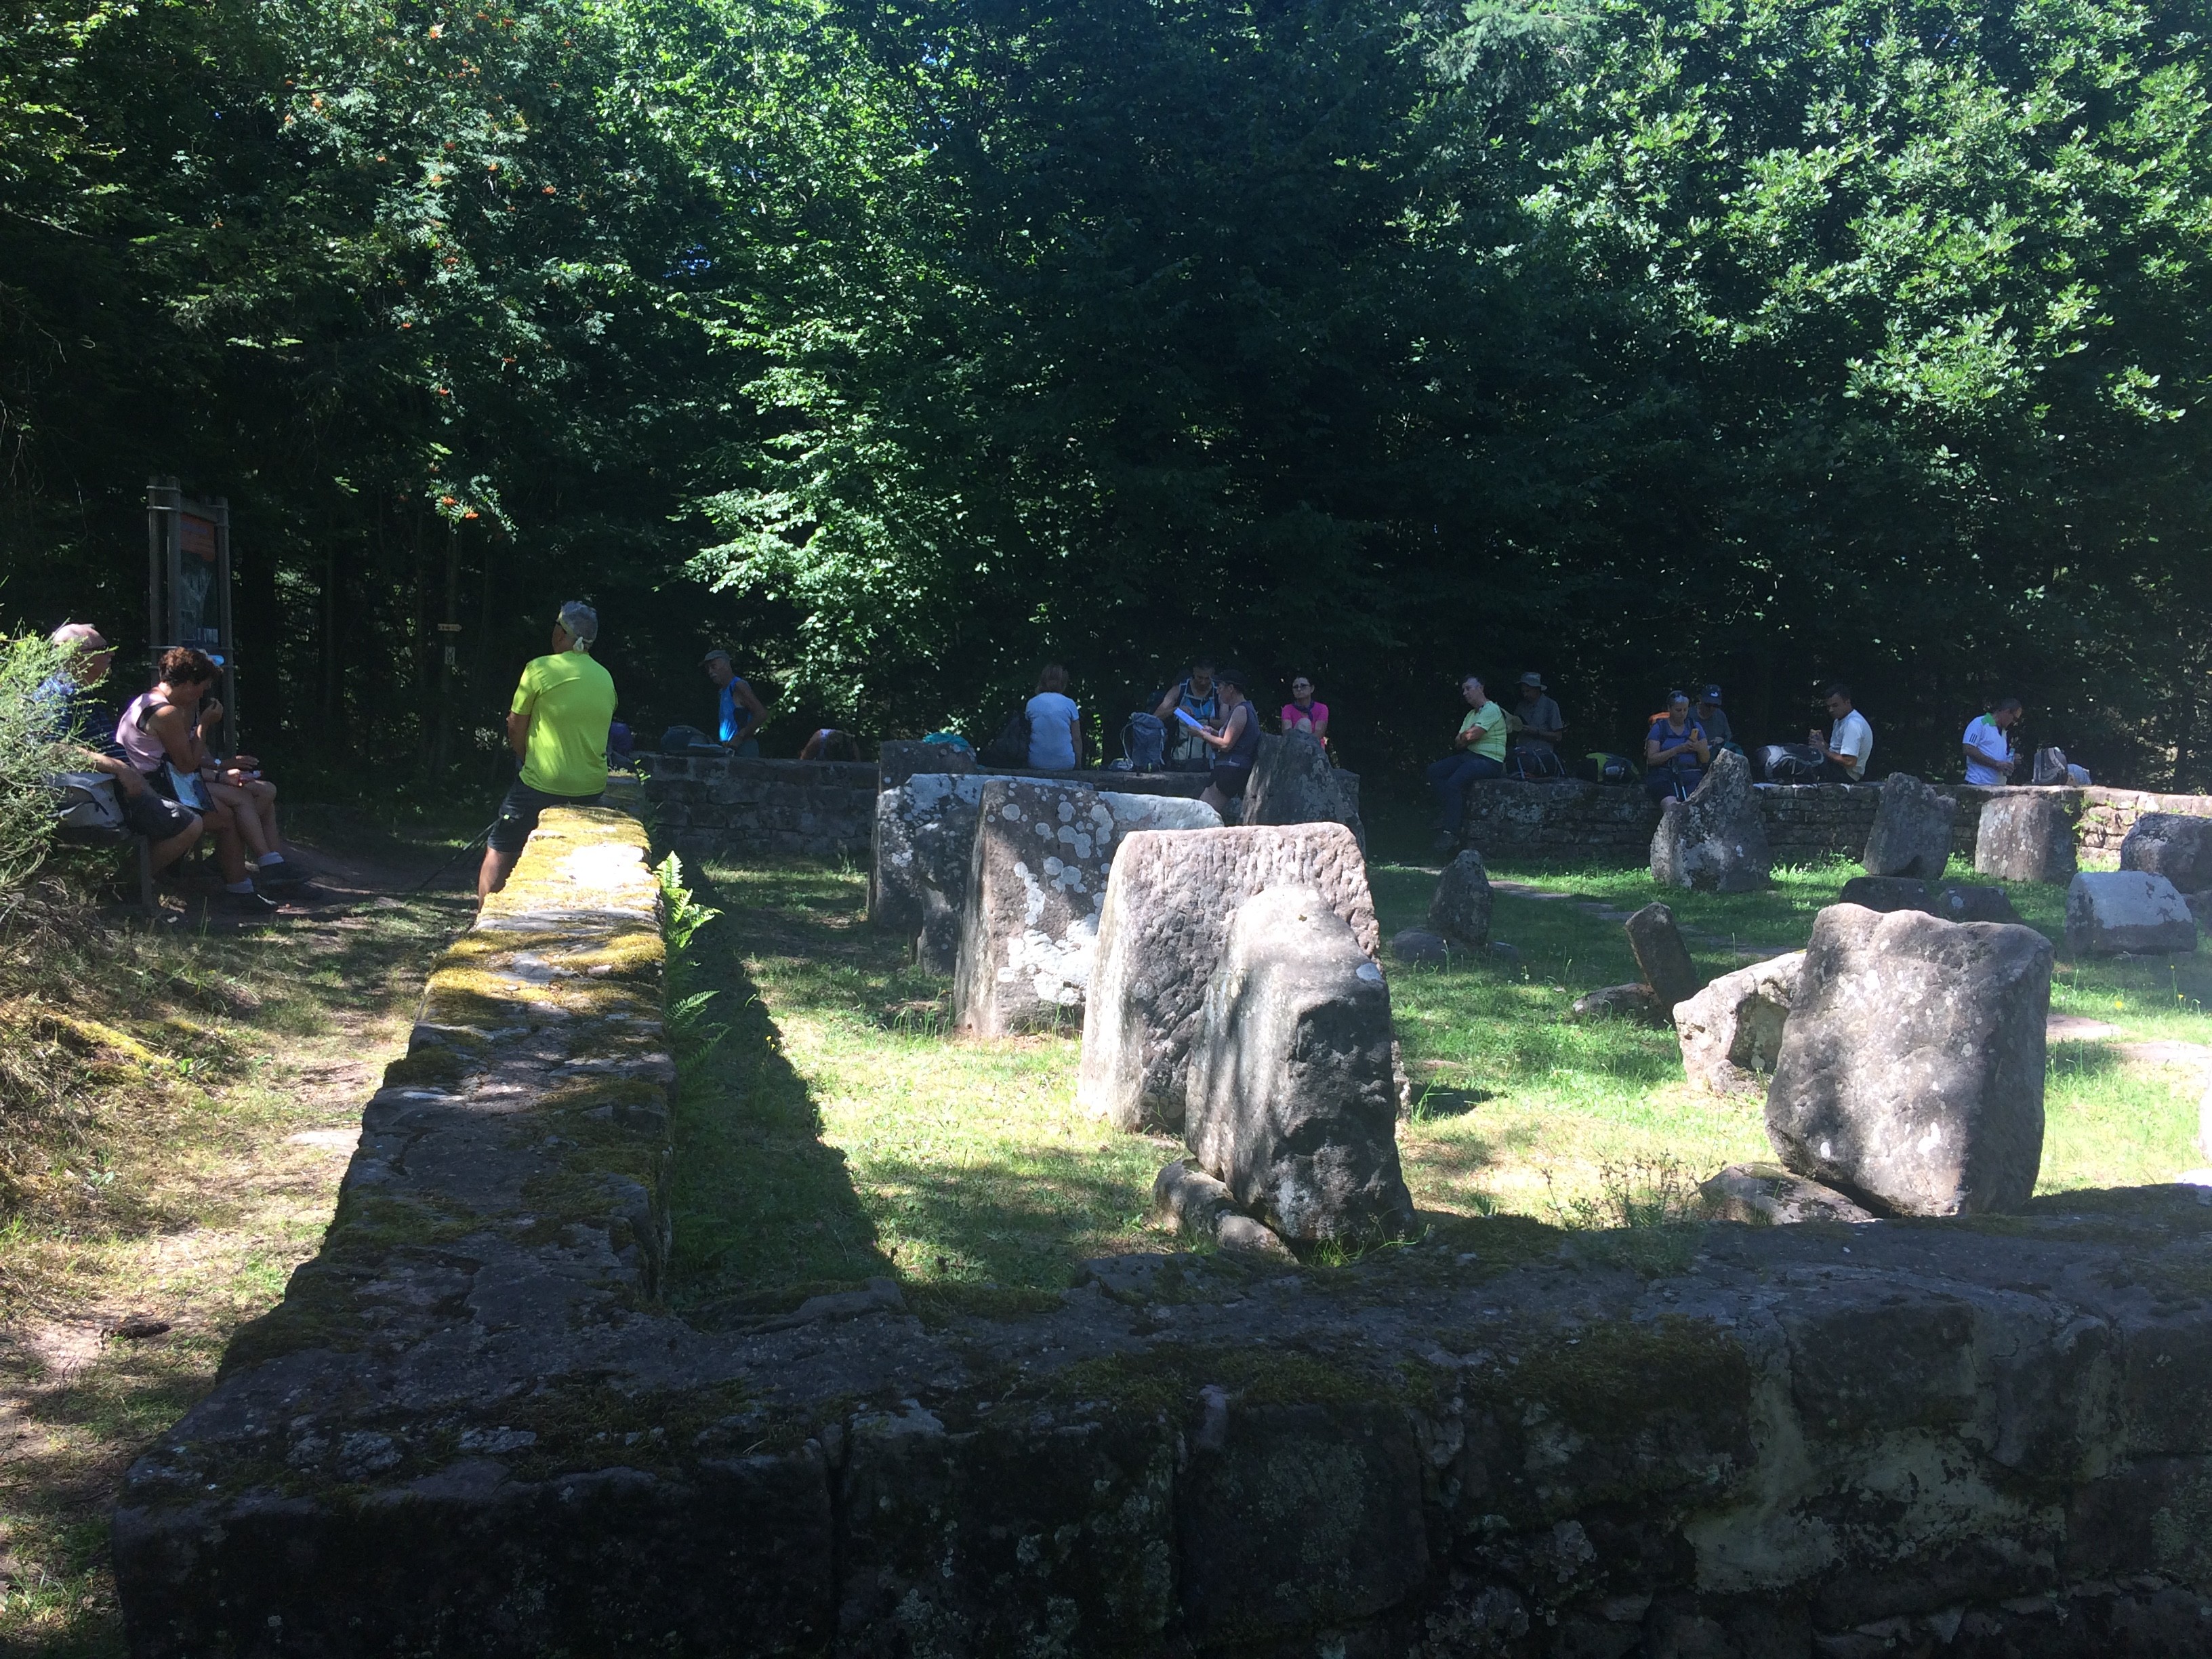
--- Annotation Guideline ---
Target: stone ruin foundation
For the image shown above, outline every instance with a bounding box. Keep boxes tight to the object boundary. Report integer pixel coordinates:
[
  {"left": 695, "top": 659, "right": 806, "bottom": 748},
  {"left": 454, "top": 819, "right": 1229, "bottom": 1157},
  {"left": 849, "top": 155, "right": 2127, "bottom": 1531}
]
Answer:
[{"left": 110, "top": 804, "right": 2212, "bottom": 1657}]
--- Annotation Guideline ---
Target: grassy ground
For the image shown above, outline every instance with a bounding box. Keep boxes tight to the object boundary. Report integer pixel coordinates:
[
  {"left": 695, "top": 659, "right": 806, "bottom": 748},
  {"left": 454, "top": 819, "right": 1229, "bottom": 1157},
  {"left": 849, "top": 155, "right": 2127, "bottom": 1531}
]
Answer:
[
  {"left": 672, "top": 850, "right": 2211, "bottom": 1309},
  {"left": 0, "top": 813, "right": 474, "bottom": 1656}
]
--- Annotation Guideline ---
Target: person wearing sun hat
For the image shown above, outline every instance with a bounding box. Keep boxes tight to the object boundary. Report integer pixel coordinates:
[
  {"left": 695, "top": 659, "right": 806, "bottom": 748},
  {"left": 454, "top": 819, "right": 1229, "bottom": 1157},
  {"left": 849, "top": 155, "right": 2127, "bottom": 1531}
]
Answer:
[
  {"left": 478, "top": 601, "right": 617, "bottom": 900},
  {"left": 1695, "top": 684, "right": 1735, "bottom": 750},
  {"left": 1509, "top": 670, "right": 1565, "bottom": 777}
]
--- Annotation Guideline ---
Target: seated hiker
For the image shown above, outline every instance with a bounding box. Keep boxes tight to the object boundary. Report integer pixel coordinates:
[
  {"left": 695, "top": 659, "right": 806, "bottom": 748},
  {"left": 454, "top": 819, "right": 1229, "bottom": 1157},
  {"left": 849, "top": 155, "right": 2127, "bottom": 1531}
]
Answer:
[
  {"left": 1026, "top": 664, "right": 1082, "bottom": 771},
  {"left": 1426, "top": 674, "right": 1507, "bottom": 850},
  {"left": 798, "top": 726, "right": 861, "bottom": 762},
  {"left": 1809, "top": 682, "right": 1874, "bottom": 783},
  {"left": 1695, "top": 685, "right": 1739, "bottom": 752},
  {"left": 1193, "top": 667, "right": 1261, "bottom": 814},
  {"left": 39, "top": 623, "right": 203, "bottom": 876},
  {"left": 1280, "top": 674, "right": 1330, "bottom": 752},
  {"left": 1644, "top": 691, "right": 1711, "bottom": 801},
  {"left": 1153, "top": 657, "right": 1220, "bottom": 771},
  {"left": 115, "top": 649, "right": 278, "bottom": 912},
  {"left": 1509, "top": 672, "right": 1565, "bottom": 777},
  {"left": 702, "top": 649, "right": 769, "bottom": 756},
  {"left": 480, "top": 602, "right": 617, "bottom": 901},
  {"left": 1962, "top": 698, "right": 2023, "bottom": 784}
]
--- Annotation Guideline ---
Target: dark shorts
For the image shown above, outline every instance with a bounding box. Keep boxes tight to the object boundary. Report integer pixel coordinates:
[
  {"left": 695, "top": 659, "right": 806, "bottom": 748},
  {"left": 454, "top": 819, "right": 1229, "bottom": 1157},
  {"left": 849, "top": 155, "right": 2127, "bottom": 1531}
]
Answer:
[
  {"left": 1210, "top": 761, "right": 1254, "bottom": 799},
  {"left": 125, "top": 778, "right": 199, "bottom": 840},
  {"left": 489, "top": 781, "right": 604, "bottom": 853}
]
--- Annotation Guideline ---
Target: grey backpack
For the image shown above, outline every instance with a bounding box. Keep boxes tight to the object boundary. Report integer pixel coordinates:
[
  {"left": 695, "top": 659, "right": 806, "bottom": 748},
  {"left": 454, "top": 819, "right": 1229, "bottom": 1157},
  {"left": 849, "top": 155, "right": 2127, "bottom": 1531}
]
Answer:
[{"left": 52, "top": 772, "right": 128, "bottom": 841}]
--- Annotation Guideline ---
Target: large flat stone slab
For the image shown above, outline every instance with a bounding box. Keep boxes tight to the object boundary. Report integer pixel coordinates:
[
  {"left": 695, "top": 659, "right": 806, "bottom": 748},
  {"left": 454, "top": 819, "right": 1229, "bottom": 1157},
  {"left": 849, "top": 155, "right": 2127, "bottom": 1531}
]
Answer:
[
  {"left": 2066, "top": 870, "right": 2199, "bottom": 956},
  {"left": 1078, "top": 823, "right": 1378, "bottom": 1132}
]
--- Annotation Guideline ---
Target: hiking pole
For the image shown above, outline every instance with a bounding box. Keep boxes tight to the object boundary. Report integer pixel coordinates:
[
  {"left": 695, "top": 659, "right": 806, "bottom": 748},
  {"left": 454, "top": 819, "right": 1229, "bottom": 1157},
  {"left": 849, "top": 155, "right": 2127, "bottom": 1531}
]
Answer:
[{"left": 409, "top": 819, "right": 499, "bottom": 895}]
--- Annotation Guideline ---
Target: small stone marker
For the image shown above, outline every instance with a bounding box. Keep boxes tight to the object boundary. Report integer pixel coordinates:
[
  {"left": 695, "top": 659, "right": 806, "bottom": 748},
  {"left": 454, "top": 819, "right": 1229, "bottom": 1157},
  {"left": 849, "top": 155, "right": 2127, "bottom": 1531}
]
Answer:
[
  {"left": 1624, "top": 901, "right": 1701, "bottom": 1019},
  {"left": 1243, "top": 732, "right": 1364, "bottom": 848},
  {"left": 1932, "top": 883, "right": 2021, "bottom": 925},
  {"left": 1698, "top": 1163, "right": 1873, "bottom": 1225},
  {"left": 1183, "top": 886, "right": 1416, "bottom": 1246},
  {"left": 1571, "top": 983, "right": 1658, "bottom": 1022},
  {"left": 2064, "top": 871, "right": 2199, "bottom": 956},
  {"left": 2120, "top": 811, "right": 2212, "bottom": 895},
  {"left": 1390, "top": 928, "right": 1450, "bottom": 964},
  {"left": 951, "top": 780, "right": 1218, "bottom": 1036},
  {"left": 1765, "top": 905, "right": 2053, "bottom": 1216},
  {"left": 1675, "top": 951, "right": 1802, "bottom": 1097},
  {"left": 1973, "top": 793, "right": 2076, "bottom": 884},
  {"left": 1427, "top": 849, "right": 1493, "bottom": 949},
  {"left": 1649, "top": 747, "right": 1772, "bottom": 893},
  {"left": 1078, "top": 822, "right": 1380, "bottom": 1132},
  {"left": 1861, "top": 773, "right": 1957, "bottom": 880},
  {"left": 1837, "top": 875, "right": 1932, "bottom": 914}
]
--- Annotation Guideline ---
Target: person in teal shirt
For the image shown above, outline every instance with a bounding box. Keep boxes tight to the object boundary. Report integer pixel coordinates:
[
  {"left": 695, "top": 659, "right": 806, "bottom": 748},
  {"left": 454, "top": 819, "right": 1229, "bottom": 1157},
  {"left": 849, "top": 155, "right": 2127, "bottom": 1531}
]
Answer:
[
  {"left": 1427, "top": 673, "right": 1508, "bottom": 850},
  {"left": 478, "top": 601, "right": 617, "bottom": 901}
]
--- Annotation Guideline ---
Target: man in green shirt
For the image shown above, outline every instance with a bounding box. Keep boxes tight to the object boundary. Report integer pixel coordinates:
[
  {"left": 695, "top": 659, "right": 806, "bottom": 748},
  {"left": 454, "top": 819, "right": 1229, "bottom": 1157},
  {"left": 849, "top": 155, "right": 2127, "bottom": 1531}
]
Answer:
[
  {"left": 1427, "top": 673, "right": 1508, "bottom": 850},
  {"left": 478, "top": 601, "right": 618, "bottom": 901}
]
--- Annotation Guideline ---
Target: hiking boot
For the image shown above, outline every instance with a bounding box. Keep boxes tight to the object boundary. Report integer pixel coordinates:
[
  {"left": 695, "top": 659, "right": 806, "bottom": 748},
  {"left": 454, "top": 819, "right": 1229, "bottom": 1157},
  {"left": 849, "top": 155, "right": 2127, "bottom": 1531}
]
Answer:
[
  {"left": 218, "top": 888, "right": 281, "bottom": 916},
  {"left": 252, "top": 857, "right": 310, "bottom": 886}
]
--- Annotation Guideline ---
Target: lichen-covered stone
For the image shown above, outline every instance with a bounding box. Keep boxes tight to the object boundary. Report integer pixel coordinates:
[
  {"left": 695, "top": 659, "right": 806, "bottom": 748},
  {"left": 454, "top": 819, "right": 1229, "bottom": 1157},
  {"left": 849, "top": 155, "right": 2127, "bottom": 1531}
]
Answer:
[
  {"left": 1650, "top": 747, "right": 1772, "bottom": 892},
  {"left": 1862, "top": 772, "right": 1959, "bottom": 879},
  {"left": 2120, "top": 811, "right": 2212, "bottom": 893},
  {"left": 1765, "top": 904, "right": 2052, "bottom": 1216},
  {"left": 1572, "top": 982, "right": 1659, "bottom": 1023},
  {"left": 2066, "top": 871, "right": 2199, "bottom": 956},
  {"left": 1976, "top": 792, "right": 2078, "bottom": 883},
  {"left": 1429, "top": 848, "right": 1494, "bottom": 948},
  {"left": 1078, "top": 823, "right": 1379, "bottom": 1132},
  {"left": 1184, "top": 887, "right": 1415, "bottom": 1246},
  {"left": 1698, "top": 1161, "right": 1873, "bottom": 1223},
  {"left": 1625, "top": 901, "right": 1701, "bottom": 1018},
  {"left": 951, "top": 780, "right": 1221, "bottom": 1036},
  {"left": 1675, "top": 952, "right": 1801, "bottom": 1095},
  {"left": 1242, "top": 731, "right": 1365, "bottom": 848}
]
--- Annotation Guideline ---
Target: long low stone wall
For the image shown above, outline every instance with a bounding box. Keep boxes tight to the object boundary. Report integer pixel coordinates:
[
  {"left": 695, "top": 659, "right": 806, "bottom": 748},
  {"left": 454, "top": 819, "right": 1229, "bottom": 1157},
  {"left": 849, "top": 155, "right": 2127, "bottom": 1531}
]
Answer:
[
  {"left": 111, "top": 796, "right": 2212, "bottom": 1655},
  {"left": 1458, "top": 777, "right": 2212, "bottom": 867}
]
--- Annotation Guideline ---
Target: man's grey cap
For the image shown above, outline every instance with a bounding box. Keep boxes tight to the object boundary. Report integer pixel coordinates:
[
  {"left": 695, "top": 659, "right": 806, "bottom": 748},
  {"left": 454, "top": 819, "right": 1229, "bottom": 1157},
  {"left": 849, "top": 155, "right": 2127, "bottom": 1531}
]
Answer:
[
  {"left": 558, "top": 600, "right": 599, "bottom": 647},
  {"left": 701, "top": 649, "right": 733, "bottom": 668}
]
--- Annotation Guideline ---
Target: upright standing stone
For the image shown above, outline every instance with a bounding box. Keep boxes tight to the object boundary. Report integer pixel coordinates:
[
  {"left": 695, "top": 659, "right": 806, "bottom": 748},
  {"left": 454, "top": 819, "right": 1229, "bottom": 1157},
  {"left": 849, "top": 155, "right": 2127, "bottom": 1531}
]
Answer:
[
  {"left": 1974, "top": 793, "right": 2076, "bottom": 884},
  {"left": 1624, "top": 903, "right": 1702, "bottom": 1018},
  {"left": 2064, "top": 872, "right": 2199, "bottom": 957},
  {"left": 1427, "top": 849, "right": 1493, "bottom": 949},
  {"left": 2120, "top": 812, "right": 2212, "bottom": 895},
  {"left": 873, "top": 773, "right": 989, "bottom": 970},
  {"left": 1078, "top": 823, "right": 1380, "bottom": 1132},
  {"left": 1674, "top": 951, "right": 1803, "bottom": 1096},
  {"left": 1184, "top": 887, "right": 1415, "bottom": 1246},
  {"left": 1861, "top": 773, "right": 1957, "bottom": 880},
  {"left": 951, "top": 781, "right": 1221, "bottom": 1036},
  {"left": 1765, "top": 905, "right": 2052, "bottom": 1216},
  {"left": 1243, "top": 733, "right": 1364, "bottom": 849},
  {"left": 1649, "top": 748, "right": 1772, "bottom": 893}
]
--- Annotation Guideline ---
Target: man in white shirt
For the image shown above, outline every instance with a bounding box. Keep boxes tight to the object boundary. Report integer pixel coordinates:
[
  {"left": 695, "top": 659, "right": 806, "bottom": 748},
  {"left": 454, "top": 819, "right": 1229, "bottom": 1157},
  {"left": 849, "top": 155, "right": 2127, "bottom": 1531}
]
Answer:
[
  {"left": 1808, "top": 683, "right": 1874, "bottom": 782},
  {"left": 1961, "top": 699, "right": 2023, "bottom": 785}
]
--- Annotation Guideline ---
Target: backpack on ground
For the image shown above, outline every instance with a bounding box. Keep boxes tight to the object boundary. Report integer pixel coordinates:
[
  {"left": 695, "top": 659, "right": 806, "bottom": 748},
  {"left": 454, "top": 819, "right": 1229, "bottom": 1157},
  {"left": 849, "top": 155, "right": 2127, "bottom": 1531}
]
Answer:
[
  {"left": 52, "top": 772, "right": 128, "bottom": 843},
  {"left": 983, "top": 708, "right": 1030, "bottom": 768},
  {"left": 1578, "top": 752, "right": 1638, "bottom": 785},
  {"left": 1123, "top": 712, "right": 1166, "bottom": 771},
  {"left": 1759, "top": 743, "right": 1822, "bottom": 782}
]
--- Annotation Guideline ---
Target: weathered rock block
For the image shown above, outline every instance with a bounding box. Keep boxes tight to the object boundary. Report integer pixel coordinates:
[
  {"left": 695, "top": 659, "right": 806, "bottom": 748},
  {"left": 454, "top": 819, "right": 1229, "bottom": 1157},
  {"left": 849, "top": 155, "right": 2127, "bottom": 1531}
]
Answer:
[
  {"left": 2065, "top": 871, "right": 2199, "bottom": 956},
  {"left": 1862, "top": 772, "right": 1958, "bottom": 879},
  {"left": 1625, "top": 901, "right": 1702, "bottom": 1017},
  {"left": 1572, "top": 982, "right": 1658, "bottom": 1022},
  {"left": 1933, "top": 882, "right": 2022, "bottom": 925},
  {"left": 1390, "top": 927, "right": 1449, "bottom": 964},
  {"left": 1650, "top": 747, "right": 1772, "bottom": 892},
  {"left": 1675, "top": 951, "right": 1802, "bottom": 1096},
  {"left": 1244, "top": 731, "right": 1364, "bottom": 848},
  {"left": 953, "top": 781, "right": 1221, "bottom": 1035},
  {"left": 1078, "top": 823, "right": 1379, "bottom": 1132},
  {"left": 1765, "top": 904, "right": 2052, "bottom": 1216},
  {"left": 1975, "top": 792, "right": 2077, "bottom": 883},
  {"left": 1429, "top": 848, "right": 1493, "bottom": 949},
  {"left": 1183, "top": 887, "right": 1414, "bottom": 1246},
  {"left": 1838, "top": 874, "right": 1933, "bottom": 914},
  {"left": 2120, "top": 811, "right": 2212, "bottom": 894},
  {"left": 1699, "top": 1162, "right": 1875, "bottom": 1225},
  {"left": 878, "top": 737, "right": 974, "bottom": 791}
]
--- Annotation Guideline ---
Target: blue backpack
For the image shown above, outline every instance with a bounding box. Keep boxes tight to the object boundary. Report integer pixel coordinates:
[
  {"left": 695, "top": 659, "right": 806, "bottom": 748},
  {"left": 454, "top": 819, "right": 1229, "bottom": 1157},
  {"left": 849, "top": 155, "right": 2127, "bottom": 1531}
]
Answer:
[{"left": 1124, "top": 713, "right": 1166, "bottom": 770}]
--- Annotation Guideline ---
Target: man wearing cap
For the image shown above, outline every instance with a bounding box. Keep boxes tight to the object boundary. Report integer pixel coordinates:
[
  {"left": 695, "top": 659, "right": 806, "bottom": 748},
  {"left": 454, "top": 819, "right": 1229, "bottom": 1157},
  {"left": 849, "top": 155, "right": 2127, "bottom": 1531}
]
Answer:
[
  {"left": 1695, "top": 686, "right": 1735, "bottom": 750},
  {"left": 1509, "top": 672, "right": 1565, "bottom": 778},
  {"left": 479, "top": 602, "right": 617, "bottom": 900},
  {"left": 702, "top": 649, "right": 769, "bottom": 756}
]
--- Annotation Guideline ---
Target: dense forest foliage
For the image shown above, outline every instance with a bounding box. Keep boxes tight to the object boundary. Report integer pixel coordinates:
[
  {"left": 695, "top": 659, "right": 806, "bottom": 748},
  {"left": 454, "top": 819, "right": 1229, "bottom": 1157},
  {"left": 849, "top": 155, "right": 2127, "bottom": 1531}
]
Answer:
[{"left": 5, "top": 0, "right": 2210, "bottom": 790}]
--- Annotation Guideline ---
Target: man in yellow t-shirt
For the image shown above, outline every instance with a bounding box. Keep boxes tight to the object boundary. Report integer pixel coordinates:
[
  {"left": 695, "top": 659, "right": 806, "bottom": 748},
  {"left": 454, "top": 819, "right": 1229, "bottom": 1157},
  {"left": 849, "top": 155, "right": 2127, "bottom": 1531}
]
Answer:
[
  {"left": 1427, "top": 672, "right": 1509, "bottom": 851},
  {"left": 478, "top": 601, "right": 618, "bottom": 900}
]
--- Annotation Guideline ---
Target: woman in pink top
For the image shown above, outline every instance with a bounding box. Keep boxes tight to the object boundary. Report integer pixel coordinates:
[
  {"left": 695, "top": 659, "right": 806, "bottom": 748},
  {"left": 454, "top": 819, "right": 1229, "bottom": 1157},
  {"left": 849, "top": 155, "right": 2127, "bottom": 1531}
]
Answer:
[{"left": 1280, "top": 675, "right": 1329, "bottom": 751}]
